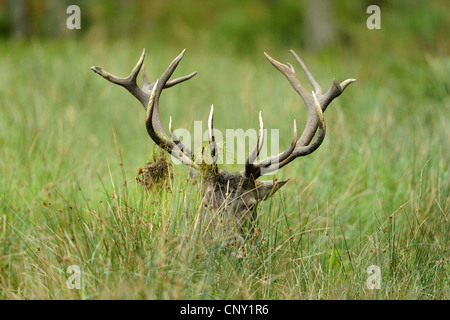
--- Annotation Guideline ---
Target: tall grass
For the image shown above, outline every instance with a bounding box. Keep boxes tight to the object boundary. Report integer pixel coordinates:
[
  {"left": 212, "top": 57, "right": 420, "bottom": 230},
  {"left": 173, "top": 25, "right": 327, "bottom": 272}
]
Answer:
[{"left": 0, "top": 37, "right": 448, "bottom": 299}]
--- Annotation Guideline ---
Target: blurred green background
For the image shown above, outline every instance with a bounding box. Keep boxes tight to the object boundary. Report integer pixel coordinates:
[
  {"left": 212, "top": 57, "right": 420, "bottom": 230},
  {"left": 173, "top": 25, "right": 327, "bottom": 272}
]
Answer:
[
  {"left": 1, "top": 0, "right": 448, "bottom": 53},
  {"left": 0, "top": 0, "right": 449, "bottom": 299},
  {"left": 0, "top": 0, "right": 448, "bottom": 179}
]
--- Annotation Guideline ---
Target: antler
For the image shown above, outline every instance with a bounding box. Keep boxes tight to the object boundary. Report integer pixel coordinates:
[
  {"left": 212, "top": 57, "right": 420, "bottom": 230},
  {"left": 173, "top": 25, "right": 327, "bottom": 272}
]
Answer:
[
  {"left": 243, "top": 50, "right": 356, "bottom": 179},
  {"left": 91, "top": 48, "right": 199, "bottom": 168}
]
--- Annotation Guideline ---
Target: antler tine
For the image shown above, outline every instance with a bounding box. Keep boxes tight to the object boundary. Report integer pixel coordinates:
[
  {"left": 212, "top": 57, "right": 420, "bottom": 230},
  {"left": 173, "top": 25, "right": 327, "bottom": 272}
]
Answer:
[
  {"left": 142, "top": 61, "right": 197, "bottom": 93},
  {"left": 165, "top": 71, "right": 198, "bottom": 89},
  {"left": 169, "top": 116, "right": 174, "bottom": 137},
  {"left": 208, "top": 105, "right": 218, "bottom": 167},
  {"left": 157, "top": 49, "right": 189, "bottom": 90},
  {"left": 129, "top": 48, "right": 146, "bottom": 83},
  {"left": 91, "top": 48, "right": 148, "bottom": 107},
  {"left": 320, "top": 78, "right": 356, "bottom": 113},
  {"left": 263, "top": 52, "right": 311, "bottom": 106},
  {"left": 289, "top": 49, "right": 322, "bottom": 94},
  {"left": 244, "top": 112, "right": 264, "bottom": 178}
]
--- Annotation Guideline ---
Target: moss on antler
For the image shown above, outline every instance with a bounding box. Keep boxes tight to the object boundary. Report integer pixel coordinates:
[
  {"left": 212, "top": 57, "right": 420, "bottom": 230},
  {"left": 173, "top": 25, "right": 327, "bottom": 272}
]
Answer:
[{"left": 136, "top": 151, "right": 174, "bottom": 191}]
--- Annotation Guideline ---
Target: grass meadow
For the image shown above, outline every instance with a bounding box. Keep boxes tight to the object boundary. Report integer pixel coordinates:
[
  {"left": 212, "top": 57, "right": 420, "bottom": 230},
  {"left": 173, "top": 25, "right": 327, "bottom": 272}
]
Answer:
[{"left": 0, "top": 33, "right": 448, "bottom": 299}]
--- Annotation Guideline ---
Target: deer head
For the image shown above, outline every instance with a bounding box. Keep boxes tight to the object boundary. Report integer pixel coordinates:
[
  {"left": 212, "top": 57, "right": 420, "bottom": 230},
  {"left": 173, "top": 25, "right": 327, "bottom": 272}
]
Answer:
[{"left": 91, "top": 48, "right": 355, "bottom": 234}]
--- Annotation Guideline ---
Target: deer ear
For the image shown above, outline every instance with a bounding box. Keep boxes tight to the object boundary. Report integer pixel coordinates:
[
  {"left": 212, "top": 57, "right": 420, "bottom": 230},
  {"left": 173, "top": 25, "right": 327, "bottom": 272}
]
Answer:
[{"left": 256, "top": 179, "right": 289, "bottom": 201}]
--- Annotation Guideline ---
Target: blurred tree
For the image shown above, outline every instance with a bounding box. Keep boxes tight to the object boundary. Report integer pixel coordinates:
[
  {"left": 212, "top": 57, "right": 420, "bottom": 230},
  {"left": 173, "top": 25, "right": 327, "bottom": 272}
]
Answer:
[
  {"left": 304, "top": 0, "right": 335, "bottom": 50},
  {"left": 7, "top": 0, "right": 30, "bottom": 38},
  {"left": 2, "top": 0, "right": 76, "bottom": 39},
  {"left": 0, "top": 0, "right": 447, "bottom": 58},
  {"left": 42, "top": 0, "right": 68, "bottom": 38}
]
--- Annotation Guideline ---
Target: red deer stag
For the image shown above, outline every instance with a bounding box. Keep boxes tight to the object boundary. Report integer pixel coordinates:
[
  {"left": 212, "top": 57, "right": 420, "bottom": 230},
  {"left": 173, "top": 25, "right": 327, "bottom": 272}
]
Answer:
[{"left": 91, "top": 48, "right": 355, "bottom": 236}]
